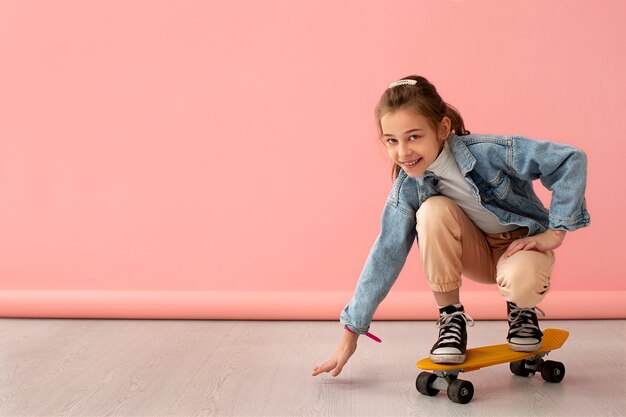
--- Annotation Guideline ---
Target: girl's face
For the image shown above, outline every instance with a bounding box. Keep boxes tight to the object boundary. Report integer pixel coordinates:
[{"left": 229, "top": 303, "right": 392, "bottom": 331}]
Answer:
[{"left": 380, "top": 109, "right": 451, "bottom": 178}]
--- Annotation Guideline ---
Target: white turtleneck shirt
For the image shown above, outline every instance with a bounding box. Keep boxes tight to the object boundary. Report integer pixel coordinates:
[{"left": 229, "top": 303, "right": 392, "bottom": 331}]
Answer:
[{"left": 424, "top": 139, "right": 520, "bottom": 234}]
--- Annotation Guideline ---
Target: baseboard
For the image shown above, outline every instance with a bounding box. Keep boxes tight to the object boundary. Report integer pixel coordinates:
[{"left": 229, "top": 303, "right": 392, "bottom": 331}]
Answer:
[{"left": 0, "top": 290, "right": 624, "bottom": 319}]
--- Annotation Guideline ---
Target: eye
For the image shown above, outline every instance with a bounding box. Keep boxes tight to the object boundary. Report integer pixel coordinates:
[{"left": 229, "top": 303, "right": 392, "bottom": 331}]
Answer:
[
  {"left": 409, "top": 135, "right": 422, "bottom": 140},
  {"left": 385, "top": 138, "right": 397, "bottom": 144}
]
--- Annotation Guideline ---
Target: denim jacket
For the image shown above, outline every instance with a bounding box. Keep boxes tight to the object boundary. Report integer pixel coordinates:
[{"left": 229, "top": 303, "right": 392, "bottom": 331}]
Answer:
[{"left": 340, "top": 133, "right": 590, "bottom": 335}]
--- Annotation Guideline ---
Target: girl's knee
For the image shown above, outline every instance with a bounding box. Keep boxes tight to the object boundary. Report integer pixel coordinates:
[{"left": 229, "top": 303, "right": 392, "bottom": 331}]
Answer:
[
  {"left": 416, "top": 196, "right": 456, "bottom": 225},
  {"left": 418, "top": 195, "right": 454, "bottom": 212},
  {"left": 497, "top": 265, "right": 551, "bottom": 307}
]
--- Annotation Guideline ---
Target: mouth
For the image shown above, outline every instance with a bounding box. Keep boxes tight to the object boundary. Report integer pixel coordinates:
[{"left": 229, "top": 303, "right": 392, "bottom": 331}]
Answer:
[{"left": 400, "top": 158, "right": 422, "bottom": 167}]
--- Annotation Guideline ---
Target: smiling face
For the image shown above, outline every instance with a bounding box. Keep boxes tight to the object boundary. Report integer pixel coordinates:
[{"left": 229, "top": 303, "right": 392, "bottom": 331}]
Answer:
[{"left": 380, "top": 108, "right": 451, "bottom": 177}]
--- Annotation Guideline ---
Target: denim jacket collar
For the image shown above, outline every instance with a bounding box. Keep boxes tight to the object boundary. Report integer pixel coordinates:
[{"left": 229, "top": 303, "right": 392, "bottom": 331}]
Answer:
[{"left": 448, "top": 134, "right": 477, "bottom": 175}]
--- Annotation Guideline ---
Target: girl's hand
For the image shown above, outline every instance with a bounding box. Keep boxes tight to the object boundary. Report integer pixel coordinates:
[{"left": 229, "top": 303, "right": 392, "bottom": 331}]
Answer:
[
  {"left": 504, "top": 229, "right": 566, "bottom": 258},
  {"left": 312, "top": 334, "right": 358, "bottom": 377}
]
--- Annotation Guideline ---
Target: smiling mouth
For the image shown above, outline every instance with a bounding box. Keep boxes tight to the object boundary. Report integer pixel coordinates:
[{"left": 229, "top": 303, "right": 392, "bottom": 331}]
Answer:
[{"left": 401, "top": 158, "right": 422, "bottom": 167}]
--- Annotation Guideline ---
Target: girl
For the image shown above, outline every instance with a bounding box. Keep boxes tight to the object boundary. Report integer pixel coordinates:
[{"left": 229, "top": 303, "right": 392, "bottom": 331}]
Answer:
[{"left": 312, "top": 75, "right": 590, "bottom": 377}]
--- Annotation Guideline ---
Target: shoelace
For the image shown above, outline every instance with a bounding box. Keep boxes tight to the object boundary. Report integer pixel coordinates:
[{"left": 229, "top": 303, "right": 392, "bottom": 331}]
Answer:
[
  {"left": 434, "top": 311, "right": 475, "bottom": 345},
  {"left": 508, "top": 306, "right": 545, "bottom": 337}
]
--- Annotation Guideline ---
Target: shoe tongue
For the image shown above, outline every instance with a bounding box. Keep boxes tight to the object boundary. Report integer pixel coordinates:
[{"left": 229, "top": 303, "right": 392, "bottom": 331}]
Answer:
[{"left": 439, "top": 304, "right": 464, "bottom": 315}]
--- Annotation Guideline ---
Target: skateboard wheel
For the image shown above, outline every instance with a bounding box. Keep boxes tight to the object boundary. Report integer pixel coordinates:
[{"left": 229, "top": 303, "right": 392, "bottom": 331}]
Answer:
[
  {"left": 541, "top": 360, "right": 565, "bottom": 383},
  {"left": 510, "top": 360, "right": 531, "bottom": 377},
  {"left": 416, "top": 371, "right": 439, "bottom": 396},
  {"left": 447, "top": 379, "right": 474, "bottom": 404}
]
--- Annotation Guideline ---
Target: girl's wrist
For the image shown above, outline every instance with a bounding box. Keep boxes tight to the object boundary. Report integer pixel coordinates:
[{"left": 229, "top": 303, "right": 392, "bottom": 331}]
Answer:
[
  {"left": 344, "top": 325, "right": 382, "bottom": 343},
  {"left": 343, "top": 328, "right": 359, "bottom": 340},
  {"left": 547, "top": 229, "right": 566, "bottom": 241},
  {"left": 548, "top": 229, "right": 566, "bottom": 236}
]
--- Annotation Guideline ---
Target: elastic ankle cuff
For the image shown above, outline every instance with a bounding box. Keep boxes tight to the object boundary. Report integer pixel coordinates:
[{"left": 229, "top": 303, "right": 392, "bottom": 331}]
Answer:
[{"left": 430, "top": 281, "right": 461, "bottom": 292}]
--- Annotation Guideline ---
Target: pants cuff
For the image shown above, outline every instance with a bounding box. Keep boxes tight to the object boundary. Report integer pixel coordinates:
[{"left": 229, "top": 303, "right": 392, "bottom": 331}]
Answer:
[{"left": 429, "top": 281, "right": 462, "bottom": 293}]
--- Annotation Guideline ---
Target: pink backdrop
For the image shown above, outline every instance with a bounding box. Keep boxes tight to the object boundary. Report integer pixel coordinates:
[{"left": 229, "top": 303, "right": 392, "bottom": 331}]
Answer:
[{"left": 1, "top": 0, "right": 624, "bottom": 319}]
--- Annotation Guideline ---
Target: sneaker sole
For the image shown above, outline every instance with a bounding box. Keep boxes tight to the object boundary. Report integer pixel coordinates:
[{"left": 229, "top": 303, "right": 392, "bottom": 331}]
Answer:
[
  {"left": 508, "top": 342, "right": 542, "bottom": 352},
  {"left": 429, "top": 353, "right": 466, "bottom": 364}
]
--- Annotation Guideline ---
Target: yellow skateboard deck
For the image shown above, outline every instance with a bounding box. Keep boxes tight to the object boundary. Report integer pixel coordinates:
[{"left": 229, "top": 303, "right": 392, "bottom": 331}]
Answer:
[
  {"left": 417, "top": 328, "right": 568, "bottom": 372},
  {"left": 415, "top": 328, "right": 569, "bottom": 404}
]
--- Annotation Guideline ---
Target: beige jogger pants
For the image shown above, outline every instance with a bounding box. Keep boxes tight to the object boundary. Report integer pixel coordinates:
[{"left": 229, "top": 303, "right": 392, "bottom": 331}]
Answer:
[{"left": 415, "top": 196, "right": 554, "bottom": 308}]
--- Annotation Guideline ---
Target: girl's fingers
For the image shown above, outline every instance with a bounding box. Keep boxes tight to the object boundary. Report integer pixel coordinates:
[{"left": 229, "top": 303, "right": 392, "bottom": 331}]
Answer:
[
  {"left": 312, "top": 364, "right": 325, "bottom": 375},
  {"left": 505, "top": 242, "right": 520, "bottom": 257},
  {"left": 313, "top": 360, "right": 337, "bottom": 375},
  {"left": 506, "top": 239, "right": 539, "bottom": 257},
  {"left": 524, "top": 241, "right": 537, "bottom": 250},
  {"left": 506, "top": 240, "right": 527, "bottom": 257}
]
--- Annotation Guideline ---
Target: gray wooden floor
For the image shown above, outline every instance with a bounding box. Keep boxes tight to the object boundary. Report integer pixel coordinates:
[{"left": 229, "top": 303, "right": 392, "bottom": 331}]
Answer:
[{"left": 0, "top": 319, "right": 624, "bottom": 417}]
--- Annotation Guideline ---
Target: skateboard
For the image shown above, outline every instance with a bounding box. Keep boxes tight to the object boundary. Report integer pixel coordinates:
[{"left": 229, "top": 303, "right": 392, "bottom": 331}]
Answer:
[{"left": 415, "top": 328, "right": 569, "bottom": 404}]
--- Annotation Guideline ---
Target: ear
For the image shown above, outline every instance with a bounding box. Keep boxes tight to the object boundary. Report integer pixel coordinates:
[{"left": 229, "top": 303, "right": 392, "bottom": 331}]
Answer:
[{"left": 439, "top": 116, "right": 451, "bottom": 139}]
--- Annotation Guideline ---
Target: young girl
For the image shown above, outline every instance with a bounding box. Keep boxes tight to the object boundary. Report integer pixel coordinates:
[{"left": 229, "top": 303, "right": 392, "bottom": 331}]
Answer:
[{"left": 312, "top": 75, "right": 590, "bottom": 377}]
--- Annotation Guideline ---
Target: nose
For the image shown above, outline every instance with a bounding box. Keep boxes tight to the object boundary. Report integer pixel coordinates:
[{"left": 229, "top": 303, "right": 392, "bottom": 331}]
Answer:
[{"left": 398, "top": 142, "right": 412, "bottom": 158}]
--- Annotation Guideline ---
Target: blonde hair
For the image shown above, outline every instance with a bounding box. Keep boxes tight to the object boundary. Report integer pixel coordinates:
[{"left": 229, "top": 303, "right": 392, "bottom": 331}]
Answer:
[{"left": 375, "top": 75, "right": 470, "bottom": 181}]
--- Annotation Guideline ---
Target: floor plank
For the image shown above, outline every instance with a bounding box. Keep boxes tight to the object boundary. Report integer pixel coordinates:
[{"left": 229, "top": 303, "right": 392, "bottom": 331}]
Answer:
[{"left": 0, "top": 319, "right": 624, "bottom": 416}]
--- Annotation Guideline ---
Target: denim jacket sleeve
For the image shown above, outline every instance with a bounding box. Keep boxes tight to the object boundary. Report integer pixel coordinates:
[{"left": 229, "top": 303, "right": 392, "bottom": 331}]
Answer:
[
  {"left": 339, "top": 171, "right": 417, "bottom": 334},
  {"left": 509, "top": 135, "right": 590, "bottom": 231}
]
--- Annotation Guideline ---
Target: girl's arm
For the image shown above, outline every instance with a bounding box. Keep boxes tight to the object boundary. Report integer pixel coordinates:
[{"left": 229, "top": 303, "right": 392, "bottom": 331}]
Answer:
[
  {"left": 509, "top": 135, "right": 590, "bottom": 232},
  {"left": 340, "top": 174, "right": 417, "bottom": 336}
]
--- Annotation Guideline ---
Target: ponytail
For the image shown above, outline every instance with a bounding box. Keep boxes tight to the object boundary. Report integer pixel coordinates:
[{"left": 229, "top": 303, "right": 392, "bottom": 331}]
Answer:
[{"left": 444, "top": 102, "right": 470, "bottom": 136}]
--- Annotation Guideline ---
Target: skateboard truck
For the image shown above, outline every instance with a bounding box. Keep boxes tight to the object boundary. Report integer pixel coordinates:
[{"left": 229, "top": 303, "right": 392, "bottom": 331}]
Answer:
[
  {"left": 509, "top": 352, "right": 565, "bottom": 381},
  {"left": 416, "top": 369, "right": 474, "bottom": 404}
]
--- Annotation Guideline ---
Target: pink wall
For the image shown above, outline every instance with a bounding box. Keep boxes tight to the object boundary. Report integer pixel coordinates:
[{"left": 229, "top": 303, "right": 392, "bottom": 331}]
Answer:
[{"left": 1, "top": 1, "right": 624, "bottom": 318}]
